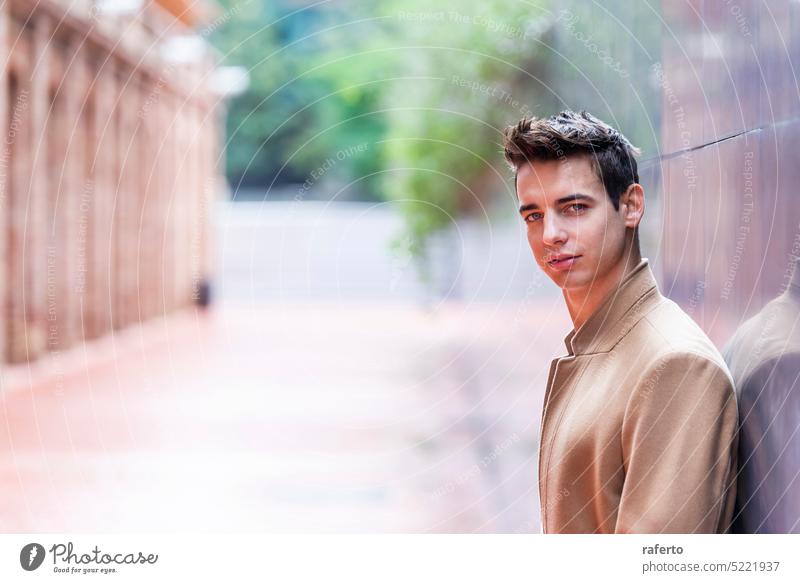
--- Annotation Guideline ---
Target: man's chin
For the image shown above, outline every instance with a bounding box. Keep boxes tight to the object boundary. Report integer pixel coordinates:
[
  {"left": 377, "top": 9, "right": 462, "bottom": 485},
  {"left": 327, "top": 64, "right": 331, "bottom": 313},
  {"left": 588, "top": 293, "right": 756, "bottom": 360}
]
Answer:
[{"left": 546, "top": 269, "right": 591, "bottom": 291}]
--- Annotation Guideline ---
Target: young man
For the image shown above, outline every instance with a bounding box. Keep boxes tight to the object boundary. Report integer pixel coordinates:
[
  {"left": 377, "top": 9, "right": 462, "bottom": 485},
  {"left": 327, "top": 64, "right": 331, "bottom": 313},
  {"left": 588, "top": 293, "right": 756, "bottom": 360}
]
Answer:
[{"left": 503, "top": 111, "right": 738, "bottom": 534}]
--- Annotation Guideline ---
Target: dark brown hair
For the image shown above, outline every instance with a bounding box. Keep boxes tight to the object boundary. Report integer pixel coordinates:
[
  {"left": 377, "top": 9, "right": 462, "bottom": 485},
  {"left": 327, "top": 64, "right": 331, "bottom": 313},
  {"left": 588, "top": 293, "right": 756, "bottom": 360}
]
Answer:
[{"left": 502, "top": 110, "right": 641, "bottom": 209}]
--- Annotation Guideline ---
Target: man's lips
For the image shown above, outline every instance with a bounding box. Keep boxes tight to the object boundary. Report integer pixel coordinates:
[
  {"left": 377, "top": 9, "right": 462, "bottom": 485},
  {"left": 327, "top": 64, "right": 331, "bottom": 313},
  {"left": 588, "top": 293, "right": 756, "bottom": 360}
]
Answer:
[
  {"left": 546, "top": 254, "right": 582, "bottom": 270},
  {"left": 547, "top": 254, "right": 581, "bottom": 264}
]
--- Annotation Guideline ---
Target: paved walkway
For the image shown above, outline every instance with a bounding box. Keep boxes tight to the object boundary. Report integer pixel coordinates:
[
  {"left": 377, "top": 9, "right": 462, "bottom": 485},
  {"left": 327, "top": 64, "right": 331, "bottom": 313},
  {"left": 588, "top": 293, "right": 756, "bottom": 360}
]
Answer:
[
  {"left": 0, "top": 300, "right": 568, "bottom": 532},
  {"left": 0, "top": 202, "right": 570, "bottom": 532}
]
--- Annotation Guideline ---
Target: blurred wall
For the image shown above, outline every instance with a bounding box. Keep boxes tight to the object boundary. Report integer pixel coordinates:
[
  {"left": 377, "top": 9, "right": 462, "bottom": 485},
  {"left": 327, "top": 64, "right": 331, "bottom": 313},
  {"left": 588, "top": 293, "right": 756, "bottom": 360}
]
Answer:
[
  {"left": 658, "top": 0, "right": 799, "bottom": 341},
  {"left": 659, "top": 0, "right": 800, "bottom": 533},
  {"left": 0, "top": 0, "right": 222, "bottom": 364}
]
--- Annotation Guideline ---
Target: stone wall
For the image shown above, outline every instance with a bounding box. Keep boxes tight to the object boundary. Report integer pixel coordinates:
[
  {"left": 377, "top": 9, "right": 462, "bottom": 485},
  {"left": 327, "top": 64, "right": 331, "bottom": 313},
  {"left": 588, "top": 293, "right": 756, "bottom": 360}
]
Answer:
[{"left": 0, "top": 0, "right": 221, "bottom": 363}]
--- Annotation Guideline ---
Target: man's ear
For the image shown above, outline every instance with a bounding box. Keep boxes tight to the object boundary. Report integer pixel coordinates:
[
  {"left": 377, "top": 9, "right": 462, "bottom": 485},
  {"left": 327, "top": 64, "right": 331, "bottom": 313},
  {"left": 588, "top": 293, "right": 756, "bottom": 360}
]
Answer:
[{"left": 620, "top": 183, "right": 644, "bottom": 228}]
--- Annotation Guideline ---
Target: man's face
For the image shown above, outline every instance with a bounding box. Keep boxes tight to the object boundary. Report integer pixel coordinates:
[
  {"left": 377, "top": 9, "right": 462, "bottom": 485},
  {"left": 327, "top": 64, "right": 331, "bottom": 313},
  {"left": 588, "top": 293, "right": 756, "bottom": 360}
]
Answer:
[{"left": 516, "top": 155, "right": 629, "bottom": 292}]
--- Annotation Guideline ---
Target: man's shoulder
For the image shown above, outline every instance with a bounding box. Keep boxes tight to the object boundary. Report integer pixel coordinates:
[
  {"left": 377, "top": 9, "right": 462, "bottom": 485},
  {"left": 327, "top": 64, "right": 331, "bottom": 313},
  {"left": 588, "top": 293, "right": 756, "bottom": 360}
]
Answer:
[
  {"left": 626, "top": 297, "right": 730, "bottom": 372},
  {"left": 613, "top": 299, "right": 736, "bottom": 400}
]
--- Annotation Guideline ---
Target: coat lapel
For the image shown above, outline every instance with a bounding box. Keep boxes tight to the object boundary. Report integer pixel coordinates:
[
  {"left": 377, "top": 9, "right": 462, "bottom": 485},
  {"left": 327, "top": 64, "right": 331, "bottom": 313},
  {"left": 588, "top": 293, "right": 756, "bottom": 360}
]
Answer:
[{"left": 566, "top": 258, "right": 663, "bottom": 356}]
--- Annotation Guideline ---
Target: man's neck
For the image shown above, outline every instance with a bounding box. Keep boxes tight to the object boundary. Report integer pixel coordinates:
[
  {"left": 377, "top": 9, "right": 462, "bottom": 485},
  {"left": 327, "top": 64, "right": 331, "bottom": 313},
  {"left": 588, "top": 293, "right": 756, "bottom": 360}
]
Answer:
[{"left": 564, "top": 249, "right": 642, "bottom": 330}]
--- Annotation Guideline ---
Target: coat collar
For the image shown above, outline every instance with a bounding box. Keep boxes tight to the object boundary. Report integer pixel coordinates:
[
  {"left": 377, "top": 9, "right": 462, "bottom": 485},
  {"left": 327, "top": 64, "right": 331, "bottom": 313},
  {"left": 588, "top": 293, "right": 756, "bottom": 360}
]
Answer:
[{"left": 563, "top": 258, "right": 663, "bottom": 356}]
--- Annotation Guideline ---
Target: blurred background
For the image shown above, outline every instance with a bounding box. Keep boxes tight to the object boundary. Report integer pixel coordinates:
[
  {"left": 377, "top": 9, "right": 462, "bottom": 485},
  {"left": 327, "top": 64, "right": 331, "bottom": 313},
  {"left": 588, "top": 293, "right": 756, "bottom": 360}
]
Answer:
[{"left": 0, "top": 0, "right": 797, "bottom": 533}]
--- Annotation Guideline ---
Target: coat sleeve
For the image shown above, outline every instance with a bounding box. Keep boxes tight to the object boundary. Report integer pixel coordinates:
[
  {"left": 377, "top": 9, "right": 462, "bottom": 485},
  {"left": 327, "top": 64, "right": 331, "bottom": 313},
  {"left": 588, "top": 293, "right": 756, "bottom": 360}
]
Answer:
[{"left": 616, "top": 351, "right": 739, "bottom": 533}]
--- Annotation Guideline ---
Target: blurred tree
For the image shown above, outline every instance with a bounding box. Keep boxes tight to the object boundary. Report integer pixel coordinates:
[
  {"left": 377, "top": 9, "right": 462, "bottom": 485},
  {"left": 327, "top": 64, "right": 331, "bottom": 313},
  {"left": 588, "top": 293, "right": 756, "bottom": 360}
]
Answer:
[
  {"left": 303, "top": 1, "right": 555, "bottom": 266},
  {"left": 211, "top": 0, "right": 386, "bottom": 199},
  {"left": 210, "top": 0, "right": 660, "bottom": 271}
]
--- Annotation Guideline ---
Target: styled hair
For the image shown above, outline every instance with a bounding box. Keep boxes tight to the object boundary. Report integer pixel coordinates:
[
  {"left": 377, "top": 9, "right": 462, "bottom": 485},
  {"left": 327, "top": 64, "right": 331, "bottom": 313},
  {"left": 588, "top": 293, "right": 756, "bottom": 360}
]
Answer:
[{"left": 502, "top": 110, "right": 641, "bottom": 209}]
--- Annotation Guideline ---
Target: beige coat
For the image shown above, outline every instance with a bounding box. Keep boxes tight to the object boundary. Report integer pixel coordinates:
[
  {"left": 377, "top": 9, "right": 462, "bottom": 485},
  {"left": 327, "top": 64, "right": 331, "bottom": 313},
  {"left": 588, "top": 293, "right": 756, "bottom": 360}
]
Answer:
[{"left": 539, "top": 259, "right": 739, "bottom": 533}]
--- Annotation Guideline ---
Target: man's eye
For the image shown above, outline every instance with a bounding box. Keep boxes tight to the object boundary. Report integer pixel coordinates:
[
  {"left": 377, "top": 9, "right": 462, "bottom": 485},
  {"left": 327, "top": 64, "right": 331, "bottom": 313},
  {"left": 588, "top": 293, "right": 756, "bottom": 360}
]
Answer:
[
  {"left": 525, "top": 212, "right": 543, "bottom": 223},
  {"left": 566, "top": 203, "right": 587, "bottom": 214}
]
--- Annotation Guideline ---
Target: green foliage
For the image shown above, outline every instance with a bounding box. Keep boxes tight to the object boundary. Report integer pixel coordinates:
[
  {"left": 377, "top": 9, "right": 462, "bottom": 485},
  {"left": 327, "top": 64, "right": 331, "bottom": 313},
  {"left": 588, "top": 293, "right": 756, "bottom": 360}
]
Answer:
[
  {"left": 209, "top": 0, "right": 661, "bottom": 259},
  {"left": 303, "top": 1, "right": 554, "bottom": 256},
  {"left": 211, "top": 0, "right": 367, "bottom": 191}
]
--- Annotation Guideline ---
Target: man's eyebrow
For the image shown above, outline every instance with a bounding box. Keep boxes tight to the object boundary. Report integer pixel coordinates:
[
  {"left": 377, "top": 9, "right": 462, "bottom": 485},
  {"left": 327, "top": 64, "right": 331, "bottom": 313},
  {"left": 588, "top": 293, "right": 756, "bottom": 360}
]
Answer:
[
  {"left": 518, "top": 193, "right": 594, "bottom": 214},
  {"left": 556, "top": 193, "right": 594, "bottom": 204},
  {"left": 518, "top": 202, "right": 540, "bottom": 214}
]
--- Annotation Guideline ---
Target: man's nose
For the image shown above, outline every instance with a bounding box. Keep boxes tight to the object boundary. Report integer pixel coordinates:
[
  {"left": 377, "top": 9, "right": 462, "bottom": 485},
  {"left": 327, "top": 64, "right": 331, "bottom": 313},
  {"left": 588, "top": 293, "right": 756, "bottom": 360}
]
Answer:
[{"left": 542, "top": 214, "right": 568, "bottom": 246}]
